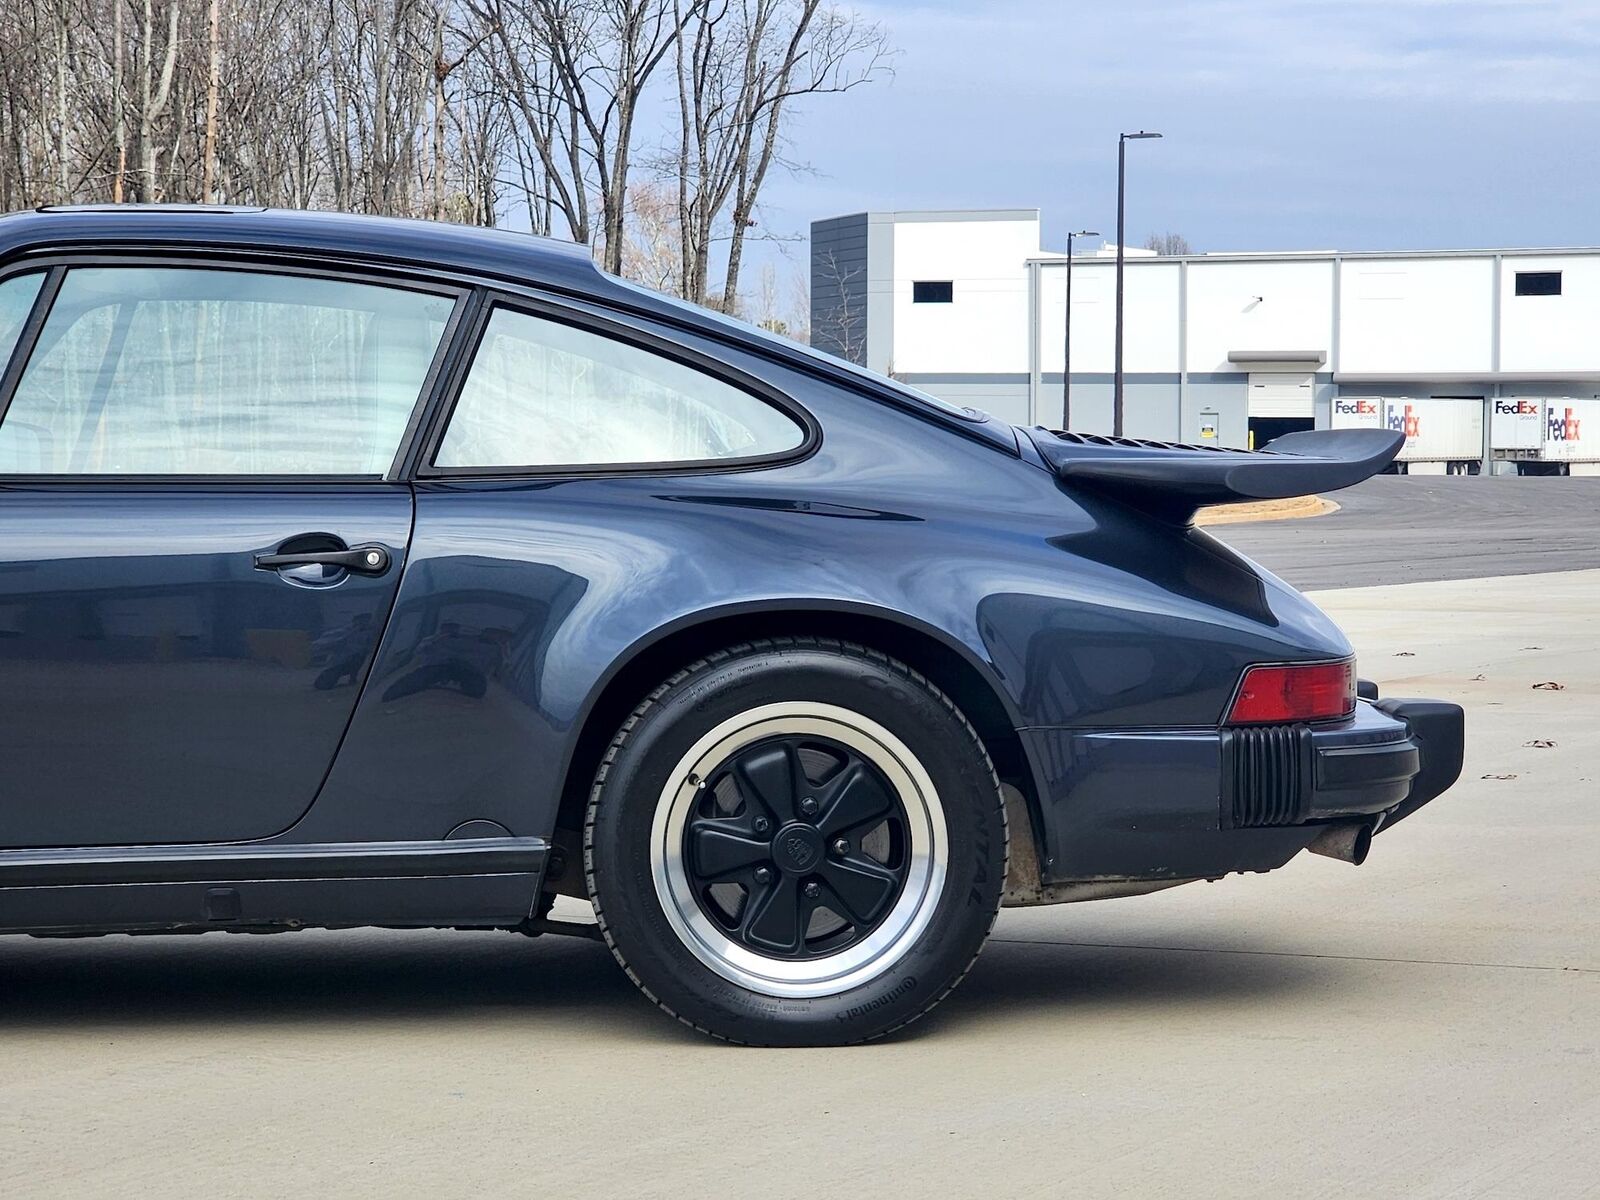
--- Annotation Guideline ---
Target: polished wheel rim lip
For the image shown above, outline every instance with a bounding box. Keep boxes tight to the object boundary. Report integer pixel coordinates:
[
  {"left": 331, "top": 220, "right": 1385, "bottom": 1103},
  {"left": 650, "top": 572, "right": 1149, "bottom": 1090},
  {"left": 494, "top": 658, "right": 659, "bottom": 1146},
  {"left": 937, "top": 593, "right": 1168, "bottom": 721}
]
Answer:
[{"left": 651, "top": 702, "right": 947, "bottom": 999}]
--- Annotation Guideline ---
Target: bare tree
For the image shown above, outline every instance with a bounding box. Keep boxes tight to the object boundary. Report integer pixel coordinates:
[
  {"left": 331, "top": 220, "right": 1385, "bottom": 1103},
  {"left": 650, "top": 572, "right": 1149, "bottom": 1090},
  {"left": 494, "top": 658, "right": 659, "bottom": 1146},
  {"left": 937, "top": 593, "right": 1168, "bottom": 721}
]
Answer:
[
  {"left": 617, "top": 180, "right": 683, "bottom": 294},
  {"left": 667, "top": 0, "right": 889, "bottom": 309},
  {"left": 445, "top": 36, "right": 517, "bottom": 224},
  {"left": 748, "top": 259, "right": 807, "bottom": 335},
  {"left": 0, "top": 0, "right": 889, "bottom": 326},
  {"left": 201, "top": 0, "right": 220, "bottom": 202},
  {"left": 810, "top": 248, "right": 863, "bottom": 362},
  {"left": 474, "top": 0, "right": 691, "bottom": 271},
  {"left": 1144, "top": 231, "right": 1193, "bottom": 256},
  {"left": 133, "top": 0, "right": 180, "bottom": 201},
  {"left": 473, "top": 0, "right": 592, "bottom": 241},
  {"left": 111, "top": 0, "right": 127, "bottom": 201},
  {"left": 785, "top": 255, "right": 809, "bottom": 343}
]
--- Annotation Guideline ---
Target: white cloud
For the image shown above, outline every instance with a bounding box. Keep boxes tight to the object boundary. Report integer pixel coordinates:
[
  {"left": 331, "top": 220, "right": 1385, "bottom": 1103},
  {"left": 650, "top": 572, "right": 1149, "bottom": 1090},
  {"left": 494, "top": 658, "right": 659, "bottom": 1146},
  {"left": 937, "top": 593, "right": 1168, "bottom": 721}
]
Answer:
[
  {"left": 758, "top": 0, "right": 1598, "bottom": 264},
  {"left": 861, "top": 0, "right": 1600, "bottom": 104}
]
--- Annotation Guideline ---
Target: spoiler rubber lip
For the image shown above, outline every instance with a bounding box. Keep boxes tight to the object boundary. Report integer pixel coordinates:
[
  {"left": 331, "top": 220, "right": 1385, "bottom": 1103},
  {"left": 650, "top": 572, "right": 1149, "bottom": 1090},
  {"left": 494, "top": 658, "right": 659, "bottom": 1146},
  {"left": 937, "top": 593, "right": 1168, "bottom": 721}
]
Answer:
[{"left": 1025, "top": 426, "right": 1404, "bottom": 521}]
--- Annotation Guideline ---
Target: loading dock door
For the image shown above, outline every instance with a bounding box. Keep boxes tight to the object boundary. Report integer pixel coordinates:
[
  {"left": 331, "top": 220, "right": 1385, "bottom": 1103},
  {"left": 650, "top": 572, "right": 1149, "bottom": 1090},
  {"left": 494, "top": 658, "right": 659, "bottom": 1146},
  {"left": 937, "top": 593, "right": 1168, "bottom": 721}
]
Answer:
[{"left": 1248, "top": 372, "right": 1315, "bottom": 418}]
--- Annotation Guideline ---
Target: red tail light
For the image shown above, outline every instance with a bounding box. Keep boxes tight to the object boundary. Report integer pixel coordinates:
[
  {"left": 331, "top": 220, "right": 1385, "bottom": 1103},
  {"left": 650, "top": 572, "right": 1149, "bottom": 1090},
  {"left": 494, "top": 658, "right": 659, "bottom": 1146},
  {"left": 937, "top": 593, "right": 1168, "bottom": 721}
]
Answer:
[{"left": 1227, "top": 661, "right": 1355, "bottom": 724}]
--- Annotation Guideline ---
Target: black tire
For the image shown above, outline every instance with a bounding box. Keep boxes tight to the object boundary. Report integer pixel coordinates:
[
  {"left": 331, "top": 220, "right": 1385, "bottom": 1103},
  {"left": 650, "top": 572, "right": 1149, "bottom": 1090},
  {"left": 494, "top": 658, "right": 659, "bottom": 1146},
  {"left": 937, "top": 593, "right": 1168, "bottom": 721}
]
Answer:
[{"left": 584, "top": 637, "right": 1007, "bottom": 1046}]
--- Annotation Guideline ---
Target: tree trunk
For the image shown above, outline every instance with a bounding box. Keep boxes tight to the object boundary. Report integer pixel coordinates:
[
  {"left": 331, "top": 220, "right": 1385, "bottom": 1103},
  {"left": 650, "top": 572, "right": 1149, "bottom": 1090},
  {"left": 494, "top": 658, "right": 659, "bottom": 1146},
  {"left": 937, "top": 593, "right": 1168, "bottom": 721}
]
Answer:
[
  {"left": 202, "top": 0, "right": 220, "bottom": 202},
  {"left": 112, "top": 0, "right": 126, "bottom": 202},
  {"left": 136, "top": 0, "right": 178, "bottom": 202},
  {"left": 431, "top": 5, "right": 445, "bottom": 218}
]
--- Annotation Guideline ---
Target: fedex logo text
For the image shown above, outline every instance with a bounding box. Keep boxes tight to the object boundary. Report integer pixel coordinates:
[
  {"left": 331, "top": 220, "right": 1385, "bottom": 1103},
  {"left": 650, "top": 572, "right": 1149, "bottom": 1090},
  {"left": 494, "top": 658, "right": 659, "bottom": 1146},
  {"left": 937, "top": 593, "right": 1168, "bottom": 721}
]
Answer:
[
  {"left": 1334, "top": 399, "right": 1379, "bottom": 416},
  {"left": 1385, "top": 403, "right": 1421, "bottom": 439},
  {"left": 1493, "top": 399, "right": 1539, "bottom": 416},
  {"left": 1547, "top": 407, "right": 1582, "bottom": 442}
]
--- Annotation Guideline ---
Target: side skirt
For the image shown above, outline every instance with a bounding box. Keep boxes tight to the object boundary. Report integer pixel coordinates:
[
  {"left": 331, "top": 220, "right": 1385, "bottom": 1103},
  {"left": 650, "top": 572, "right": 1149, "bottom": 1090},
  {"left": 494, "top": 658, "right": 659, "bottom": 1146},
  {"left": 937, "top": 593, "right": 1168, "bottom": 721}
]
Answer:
[{"left": 0, "top": 837, "right": 547, "bottom": 935}]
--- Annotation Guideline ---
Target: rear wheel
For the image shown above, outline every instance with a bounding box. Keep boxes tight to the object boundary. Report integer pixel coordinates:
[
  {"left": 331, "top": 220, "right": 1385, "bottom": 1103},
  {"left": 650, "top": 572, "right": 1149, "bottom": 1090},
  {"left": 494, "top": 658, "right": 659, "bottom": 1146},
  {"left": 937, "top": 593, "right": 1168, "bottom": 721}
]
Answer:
[{"left": 584, "top": 638, "right": 1007, "bottom": 1045}]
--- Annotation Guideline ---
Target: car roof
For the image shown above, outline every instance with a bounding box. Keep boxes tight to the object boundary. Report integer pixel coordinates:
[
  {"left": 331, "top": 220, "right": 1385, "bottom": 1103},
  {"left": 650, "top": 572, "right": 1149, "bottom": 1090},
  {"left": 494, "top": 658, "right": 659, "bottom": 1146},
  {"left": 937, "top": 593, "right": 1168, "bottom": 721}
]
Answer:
[
  {"left": 1, "top": 205, "right": 605, "bottom": 294},
  {"left": 0, "top": 206, "right": 1016, "bottom": 451}
]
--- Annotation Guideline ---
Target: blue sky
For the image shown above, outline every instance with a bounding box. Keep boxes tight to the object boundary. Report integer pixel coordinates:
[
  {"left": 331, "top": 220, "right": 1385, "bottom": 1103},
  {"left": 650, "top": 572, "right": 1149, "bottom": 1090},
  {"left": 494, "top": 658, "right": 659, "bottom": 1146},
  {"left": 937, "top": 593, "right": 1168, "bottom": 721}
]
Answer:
[{"left": 759, "top": 0, "right": 1598, "bottom": 265}]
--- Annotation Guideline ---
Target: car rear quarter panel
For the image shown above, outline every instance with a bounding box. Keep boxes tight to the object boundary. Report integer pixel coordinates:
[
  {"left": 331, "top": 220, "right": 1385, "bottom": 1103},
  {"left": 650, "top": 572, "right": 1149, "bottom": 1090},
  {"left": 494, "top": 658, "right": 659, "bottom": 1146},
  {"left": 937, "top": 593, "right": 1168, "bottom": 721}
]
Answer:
[{"left": 289, "top": 329, "right": 1351, "bottom": 846}]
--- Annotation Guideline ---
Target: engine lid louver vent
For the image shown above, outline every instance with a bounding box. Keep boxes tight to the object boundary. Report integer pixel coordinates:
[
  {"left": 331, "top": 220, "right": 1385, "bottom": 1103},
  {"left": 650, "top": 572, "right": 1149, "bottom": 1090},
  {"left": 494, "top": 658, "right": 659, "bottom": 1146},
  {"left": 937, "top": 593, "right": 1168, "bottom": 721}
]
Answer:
[{"left": 1041, "top": 430, "right": 1240, "bottom": 454}]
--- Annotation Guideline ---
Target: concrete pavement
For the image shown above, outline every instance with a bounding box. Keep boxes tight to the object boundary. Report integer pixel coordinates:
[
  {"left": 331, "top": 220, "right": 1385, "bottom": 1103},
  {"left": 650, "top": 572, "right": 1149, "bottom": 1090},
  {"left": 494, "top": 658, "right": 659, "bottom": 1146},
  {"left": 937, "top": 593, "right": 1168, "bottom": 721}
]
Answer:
[
  {"left": 2, "top": 570, "right": 1597, "bottom": 1198},
  {"left": 1217, "top": 475, "right": 1600, "bottom": 589}
]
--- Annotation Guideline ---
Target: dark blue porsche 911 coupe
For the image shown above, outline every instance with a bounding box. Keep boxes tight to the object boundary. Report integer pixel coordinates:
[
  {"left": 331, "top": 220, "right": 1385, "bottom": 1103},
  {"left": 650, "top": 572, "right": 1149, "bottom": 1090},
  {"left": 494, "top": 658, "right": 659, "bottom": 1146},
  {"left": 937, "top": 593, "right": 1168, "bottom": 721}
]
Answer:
[{"left": 0, "top": 206, "right": 1462, "bottom": 1044}]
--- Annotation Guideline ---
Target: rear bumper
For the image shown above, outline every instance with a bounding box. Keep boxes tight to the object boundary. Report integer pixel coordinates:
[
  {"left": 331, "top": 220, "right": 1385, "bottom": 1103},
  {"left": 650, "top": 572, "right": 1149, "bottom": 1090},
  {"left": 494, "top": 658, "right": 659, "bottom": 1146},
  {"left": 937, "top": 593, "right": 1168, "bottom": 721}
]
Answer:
[
  {"left": 1023, "top": 694, "right": 1464, "bottom": 885},
  {"left": 1369, "top": 698, "right": 1468, "bottom": 830}
]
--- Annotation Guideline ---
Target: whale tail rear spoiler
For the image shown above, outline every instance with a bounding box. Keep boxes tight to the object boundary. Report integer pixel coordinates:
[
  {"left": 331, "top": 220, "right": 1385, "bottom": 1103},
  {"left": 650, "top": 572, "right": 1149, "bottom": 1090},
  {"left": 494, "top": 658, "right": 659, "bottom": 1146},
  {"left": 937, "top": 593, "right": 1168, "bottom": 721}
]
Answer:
[{"left": 1023, "top": 426, "right": 1404, "bottom": 523}]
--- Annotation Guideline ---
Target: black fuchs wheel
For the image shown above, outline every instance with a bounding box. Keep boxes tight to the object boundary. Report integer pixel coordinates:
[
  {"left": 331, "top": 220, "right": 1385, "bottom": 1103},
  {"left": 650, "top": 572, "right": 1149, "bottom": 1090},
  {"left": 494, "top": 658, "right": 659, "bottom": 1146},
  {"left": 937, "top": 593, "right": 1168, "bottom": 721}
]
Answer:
[{"left": 584, "top": 638, "right": 1008, "bottom": 1046}]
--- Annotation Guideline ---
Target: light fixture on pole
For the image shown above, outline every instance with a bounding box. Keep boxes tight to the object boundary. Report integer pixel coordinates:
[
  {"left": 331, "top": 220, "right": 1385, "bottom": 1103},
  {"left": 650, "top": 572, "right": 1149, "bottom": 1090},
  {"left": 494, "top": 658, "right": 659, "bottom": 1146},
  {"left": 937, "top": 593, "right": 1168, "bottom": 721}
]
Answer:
[
  {"left": 1062, "top": 228, "right": 1098, "bottom": 430},
  {"left": 1114, "top": 130, "right": 1162, "bottom": 437}
]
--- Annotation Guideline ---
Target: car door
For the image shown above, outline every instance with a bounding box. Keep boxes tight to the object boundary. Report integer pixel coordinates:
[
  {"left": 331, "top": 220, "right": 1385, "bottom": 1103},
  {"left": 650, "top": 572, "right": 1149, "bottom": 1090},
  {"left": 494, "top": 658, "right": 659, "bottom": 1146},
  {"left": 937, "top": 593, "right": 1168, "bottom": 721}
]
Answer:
[
  {"left": 0, "top": 260, "right": 460, "bottom": 847},
  {"left": 305, "top": 299, "right": 815, "bottom": 841}
]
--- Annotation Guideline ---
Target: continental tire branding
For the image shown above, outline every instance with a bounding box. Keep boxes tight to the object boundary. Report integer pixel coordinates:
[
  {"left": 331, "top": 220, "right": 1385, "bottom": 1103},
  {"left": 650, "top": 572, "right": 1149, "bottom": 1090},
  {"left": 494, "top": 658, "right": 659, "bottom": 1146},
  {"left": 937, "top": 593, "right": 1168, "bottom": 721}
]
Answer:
[{"left": 835, "top": 976, "right": 917, "bottom": 1023}]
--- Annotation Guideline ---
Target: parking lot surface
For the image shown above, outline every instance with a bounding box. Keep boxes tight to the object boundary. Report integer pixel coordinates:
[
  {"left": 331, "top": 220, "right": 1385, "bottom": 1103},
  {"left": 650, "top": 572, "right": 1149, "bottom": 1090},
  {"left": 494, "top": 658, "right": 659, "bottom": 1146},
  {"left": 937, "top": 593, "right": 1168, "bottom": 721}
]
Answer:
[
  {"left": 1218, "top": 475, "right": 1600, "bottom": 588},
  {"left": 3, "top": 569, "right": 1597, "bottom": 1198}
]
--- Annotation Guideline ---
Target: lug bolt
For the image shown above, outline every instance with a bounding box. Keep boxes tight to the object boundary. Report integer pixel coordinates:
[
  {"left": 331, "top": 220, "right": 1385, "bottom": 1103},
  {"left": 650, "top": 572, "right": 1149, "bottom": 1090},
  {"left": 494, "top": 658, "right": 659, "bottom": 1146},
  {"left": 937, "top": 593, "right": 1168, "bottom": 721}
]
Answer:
[
  {"left": 753, "top": 817, "right": 771, "bottom": 834},
  {"left": 831, "top": 838, "right": 849, "bottom": 856},
  {"left": 802, "top": 881, "right": 821, "bottom": 899},
  {"left": 753, "top": 866, "right": 773, "bottom": 884},
  {"left": 798, "top": 796, "right": 819, "bottom": 817}
]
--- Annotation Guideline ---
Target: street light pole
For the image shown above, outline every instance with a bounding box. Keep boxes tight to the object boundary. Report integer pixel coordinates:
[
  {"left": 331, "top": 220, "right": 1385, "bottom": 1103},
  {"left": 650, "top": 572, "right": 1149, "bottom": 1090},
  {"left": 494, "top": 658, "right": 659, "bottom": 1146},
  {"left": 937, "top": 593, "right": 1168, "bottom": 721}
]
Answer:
[
  {"left": 1114, "top": 130, "right": 1162, "bottom": 437},
  {"left": 1062, "top": 227, "right": 1098, "bottom": 430}
]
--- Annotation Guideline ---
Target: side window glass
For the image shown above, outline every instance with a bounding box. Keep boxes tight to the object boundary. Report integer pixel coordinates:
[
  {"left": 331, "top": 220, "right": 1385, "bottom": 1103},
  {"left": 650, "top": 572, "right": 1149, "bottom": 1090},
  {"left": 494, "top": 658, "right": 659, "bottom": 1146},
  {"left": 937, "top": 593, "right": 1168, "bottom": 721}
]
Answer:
[
  {"left": 435, "top": 307, "right": 806, "bottom": 469},
  {"left": 0, "top": 271, "right": 54, "bottom": 474},
  {"left": 0, "top": 271, "right": 45, "bottom": 370},
  {"left": 0, "top": 267, "right": 454, "bottom": 475}
]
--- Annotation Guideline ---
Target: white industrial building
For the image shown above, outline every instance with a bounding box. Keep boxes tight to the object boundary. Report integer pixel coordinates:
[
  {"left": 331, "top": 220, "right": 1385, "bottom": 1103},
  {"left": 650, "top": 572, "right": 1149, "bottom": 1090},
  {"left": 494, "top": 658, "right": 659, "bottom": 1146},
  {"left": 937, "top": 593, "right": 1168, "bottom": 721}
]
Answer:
[{"left": 809, "top": 209, "right": 1600, "bottom": 473}]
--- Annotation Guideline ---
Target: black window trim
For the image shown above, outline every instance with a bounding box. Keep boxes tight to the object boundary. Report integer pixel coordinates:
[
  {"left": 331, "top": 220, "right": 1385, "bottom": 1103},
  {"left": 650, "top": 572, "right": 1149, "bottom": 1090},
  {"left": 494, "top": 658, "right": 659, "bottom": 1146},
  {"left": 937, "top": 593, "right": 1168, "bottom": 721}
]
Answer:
[
  {"left": 412, "top": 290, "right": 821, "bottom": 481},
  {"left": 0, "top": 251, "right": 471, "bottom": 486}
]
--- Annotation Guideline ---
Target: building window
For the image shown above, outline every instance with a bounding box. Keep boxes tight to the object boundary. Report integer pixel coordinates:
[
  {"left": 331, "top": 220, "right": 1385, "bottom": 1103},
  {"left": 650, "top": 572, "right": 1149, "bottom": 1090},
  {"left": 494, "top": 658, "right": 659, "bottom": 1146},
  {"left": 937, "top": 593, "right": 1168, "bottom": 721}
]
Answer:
[
  {"left": 1515, "top": 271, "right": 1561, "bottom": 296},
  {"left": 912, "top": 280, "right": 953, "bottom": 304}
]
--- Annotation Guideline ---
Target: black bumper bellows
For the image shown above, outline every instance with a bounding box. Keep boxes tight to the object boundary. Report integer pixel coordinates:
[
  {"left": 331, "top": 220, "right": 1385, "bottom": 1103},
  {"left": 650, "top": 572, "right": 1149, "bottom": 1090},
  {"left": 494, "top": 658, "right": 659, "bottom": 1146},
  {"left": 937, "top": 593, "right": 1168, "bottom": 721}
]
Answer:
[
  {"left": 1221, "top": 699, "right": 1463, "bottom": 832},
  {"left": 1226, "top": 723, "right": 1313, "bottom": 828}
]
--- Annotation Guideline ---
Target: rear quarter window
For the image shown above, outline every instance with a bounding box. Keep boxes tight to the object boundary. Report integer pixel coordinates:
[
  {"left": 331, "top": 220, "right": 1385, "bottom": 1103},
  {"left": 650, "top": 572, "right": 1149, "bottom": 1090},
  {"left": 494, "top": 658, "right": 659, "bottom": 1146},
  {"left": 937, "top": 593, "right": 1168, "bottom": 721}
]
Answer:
[{"left": 434, "top": 307, "right": 807, "bottom": 470}]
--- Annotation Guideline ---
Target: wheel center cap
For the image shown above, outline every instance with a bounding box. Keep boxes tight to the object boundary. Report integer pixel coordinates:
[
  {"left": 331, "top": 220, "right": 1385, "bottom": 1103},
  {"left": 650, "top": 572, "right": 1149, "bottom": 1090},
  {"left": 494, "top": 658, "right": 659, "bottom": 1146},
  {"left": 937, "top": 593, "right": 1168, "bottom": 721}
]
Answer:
[{"left": 773, "top": 822, "right": 824, "bottom": 874}]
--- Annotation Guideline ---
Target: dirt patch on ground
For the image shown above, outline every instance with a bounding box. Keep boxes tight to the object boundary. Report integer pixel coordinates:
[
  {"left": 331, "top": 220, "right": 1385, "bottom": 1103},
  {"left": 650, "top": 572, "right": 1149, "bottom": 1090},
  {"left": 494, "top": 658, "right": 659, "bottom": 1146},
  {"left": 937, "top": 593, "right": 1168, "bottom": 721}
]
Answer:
[{"left": 1195, "top": 494, "right": 1339, "bottom": 526}]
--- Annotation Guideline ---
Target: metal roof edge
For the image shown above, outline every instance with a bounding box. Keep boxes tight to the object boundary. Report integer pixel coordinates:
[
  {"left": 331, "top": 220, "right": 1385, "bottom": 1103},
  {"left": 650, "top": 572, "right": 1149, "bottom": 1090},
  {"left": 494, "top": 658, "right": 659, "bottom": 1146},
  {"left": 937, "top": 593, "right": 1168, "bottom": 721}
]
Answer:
[{"left": 1028, "top": 246, "right": 1600, "bottom": 266}]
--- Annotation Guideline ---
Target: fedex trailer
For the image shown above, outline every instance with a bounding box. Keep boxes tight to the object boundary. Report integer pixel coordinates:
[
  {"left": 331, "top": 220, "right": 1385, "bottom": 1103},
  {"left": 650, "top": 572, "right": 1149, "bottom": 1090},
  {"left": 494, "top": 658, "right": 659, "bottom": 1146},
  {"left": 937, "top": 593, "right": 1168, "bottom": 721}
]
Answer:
[
  {"left": 1490, "top": 397, "right": 1543, "bottom": 468},
  {"left": 1492, "top": 397, "right": 1600, "bottom": 474},
  {"left": 1386, "top": 398, "right": 1484, "bottom": 474},
  {"left": 1538, "top": 398, "right": 1600, "bottom": 475},
  {"left": 1332, "top": 397, "right": 1482, "bottom": 474}
]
